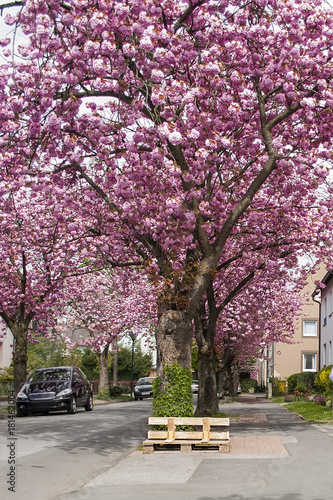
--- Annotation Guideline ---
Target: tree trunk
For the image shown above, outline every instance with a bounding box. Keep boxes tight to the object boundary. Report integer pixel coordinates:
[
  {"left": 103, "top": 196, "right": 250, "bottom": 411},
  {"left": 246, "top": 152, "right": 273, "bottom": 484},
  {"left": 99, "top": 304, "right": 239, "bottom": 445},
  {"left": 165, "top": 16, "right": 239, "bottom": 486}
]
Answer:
[
  {"left": 98, "top": 344, "right": 110, "bottom": 393},
  {"left": 112, "top": 341, "right": 118, "bottom": 386},
  {"left": 195, "top": 321, "right": 219, "bottom": 416},
  {"left": 13, "top": 326, "right": 28, "bottom": 395},
  {"left": 155, "top": 309, "right": 193, "bottom": 383},
  {"left": 218, "top": 346, "right": 235, "bottom": 400},
  {"left": 196, "top": 348, "right": 219, "bottom": 416}
]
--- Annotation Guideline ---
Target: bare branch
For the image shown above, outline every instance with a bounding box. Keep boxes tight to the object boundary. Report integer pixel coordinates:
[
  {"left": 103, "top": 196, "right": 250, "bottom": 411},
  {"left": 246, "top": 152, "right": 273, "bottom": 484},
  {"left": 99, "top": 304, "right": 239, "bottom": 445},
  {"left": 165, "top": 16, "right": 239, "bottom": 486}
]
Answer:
[{"left": 174, "top": 0, "right": 207, "bottom": 31}]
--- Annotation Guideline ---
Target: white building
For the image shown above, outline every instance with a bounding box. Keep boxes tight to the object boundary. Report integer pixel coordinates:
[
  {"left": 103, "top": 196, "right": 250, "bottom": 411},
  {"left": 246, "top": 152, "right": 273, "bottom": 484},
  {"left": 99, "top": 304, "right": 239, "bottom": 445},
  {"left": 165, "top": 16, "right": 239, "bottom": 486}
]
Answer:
[
  {"left": 315, "top": 270, "right": 333, "bottom": 368},
  {"left": 0, "top": 319, "right": 14, "bottom": 372},
  {"left": 320, "top": 270, "right": 333, "bottom": 368}
]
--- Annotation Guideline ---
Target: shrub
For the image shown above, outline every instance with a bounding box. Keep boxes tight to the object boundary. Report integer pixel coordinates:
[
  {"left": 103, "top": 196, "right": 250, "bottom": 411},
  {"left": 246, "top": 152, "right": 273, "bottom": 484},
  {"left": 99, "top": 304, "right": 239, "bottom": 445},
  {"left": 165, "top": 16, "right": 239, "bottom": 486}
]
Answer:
[
  {"left": 284, "top": 395, "right": 295, "bottom": 402},
  {"left": 294, "top": 382, "right": 307, "bottom": 395},
  {"left": 0, "top": 381, "right": 13, "bottom": 397},
  {"left": 315, "top": 365, "right": 333, "bottom": 396},
  {"left": 0, "top": 366, "right": 14, "bottom": 396},
  {"left": 97, "top": 388, "right": 111, "bottom": 400},
  {"left": 270, "top": 377, "right": 287, "bottom": 396},
  {"left": 0, "top": 365, "right": 14, "bottom": 383},
  {"left": 297, "top": 372, "right": 317, "bottom": 392},
  {"left": 240, "top": 378, "right": 258, "bottom": 393},
  {"left": 287, "top": 372, "right": 317, "bottom": 394},
  {"left": 152, "top": 364, "right": 193, "bottom": 419},
  {"left": 256, "top": 383, "right": 266, "bottom": 393},
  {"left": 109, "top": 384, "right": 130, "bottom": 397},
  {"left": 313, "top": 395, "right": 327, "bottom": 406},
  {"left": 287, "top": 373, "right": 298, "bottom": 394}
]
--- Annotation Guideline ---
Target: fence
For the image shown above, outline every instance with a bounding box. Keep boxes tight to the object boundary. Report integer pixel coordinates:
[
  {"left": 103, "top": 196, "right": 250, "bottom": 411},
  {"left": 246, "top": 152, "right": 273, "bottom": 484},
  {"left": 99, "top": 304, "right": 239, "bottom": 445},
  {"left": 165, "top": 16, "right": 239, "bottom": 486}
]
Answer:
[{"left": 90, "top": 380, "right": 136, "bottom": 394}]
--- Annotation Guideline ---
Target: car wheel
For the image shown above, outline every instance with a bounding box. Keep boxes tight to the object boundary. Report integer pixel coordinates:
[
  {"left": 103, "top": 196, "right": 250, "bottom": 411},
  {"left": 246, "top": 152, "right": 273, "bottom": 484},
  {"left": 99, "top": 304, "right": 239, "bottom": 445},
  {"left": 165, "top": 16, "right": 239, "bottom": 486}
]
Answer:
[
  {"left": 17, "top": 408, "right": 28, "bottom": 417},
  {"left": 140, "top": 398, "right": 143, "bottom": 400},
  {"left": 85, "top": 393, "right": 93, "bottom": 411},
  {"left": 67, "top": 396, "right": 77, "bottom": 414}
]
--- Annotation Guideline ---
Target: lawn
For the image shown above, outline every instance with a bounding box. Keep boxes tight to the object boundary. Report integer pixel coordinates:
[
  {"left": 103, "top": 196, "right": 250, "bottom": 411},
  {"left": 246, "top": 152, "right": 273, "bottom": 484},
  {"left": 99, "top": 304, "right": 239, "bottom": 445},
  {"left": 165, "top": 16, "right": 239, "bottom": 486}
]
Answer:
[{"left": 282, "top": 400, "right": 333, "bottom": 423}]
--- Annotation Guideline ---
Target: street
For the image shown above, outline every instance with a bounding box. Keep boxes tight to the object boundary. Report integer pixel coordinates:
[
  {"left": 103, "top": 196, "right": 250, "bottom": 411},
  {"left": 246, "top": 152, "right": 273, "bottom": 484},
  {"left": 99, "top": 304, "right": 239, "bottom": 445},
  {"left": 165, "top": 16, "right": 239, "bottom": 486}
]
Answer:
[
  {"left": 0, "top": 399, "right": 152, "bottom": 500},
  {"left": 56, "top": 395, "right": 333, "bottom": 500},
  {"left": 1, "top": 395, "right": 333, "bottom": 500}
]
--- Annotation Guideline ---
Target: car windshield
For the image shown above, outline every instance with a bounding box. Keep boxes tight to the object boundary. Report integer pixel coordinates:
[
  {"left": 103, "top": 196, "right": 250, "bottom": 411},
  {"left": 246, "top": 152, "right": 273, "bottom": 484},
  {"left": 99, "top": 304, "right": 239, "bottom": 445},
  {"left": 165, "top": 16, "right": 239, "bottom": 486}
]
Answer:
[
  {"left": 29, "top": 369, "right": 71, "bottom": 382},
  {"left": 137, "top": 378, "right": 153, "bottom": 386}
]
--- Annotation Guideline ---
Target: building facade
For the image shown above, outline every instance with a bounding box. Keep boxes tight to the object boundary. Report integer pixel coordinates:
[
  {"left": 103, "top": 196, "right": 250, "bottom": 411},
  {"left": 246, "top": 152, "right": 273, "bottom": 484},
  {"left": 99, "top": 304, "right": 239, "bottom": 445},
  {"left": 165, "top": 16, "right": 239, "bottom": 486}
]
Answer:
[
  {"left": 258, "top": 265, "right": 326, "bottom": 385},
  {"left": 0, "top": 320, "right": 14, "bottom": 372},
  {"left": 315, "top": 269, "right": 333, "bottom": 369}
]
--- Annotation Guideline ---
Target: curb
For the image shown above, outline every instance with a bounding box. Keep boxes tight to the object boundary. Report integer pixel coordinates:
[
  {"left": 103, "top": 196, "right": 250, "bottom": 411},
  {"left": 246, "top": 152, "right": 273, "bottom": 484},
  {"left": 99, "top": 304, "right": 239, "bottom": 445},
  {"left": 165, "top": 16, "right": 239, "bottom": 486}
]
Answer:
[{"left": 93, "top": 398, "right": 133, "bottom": 405}]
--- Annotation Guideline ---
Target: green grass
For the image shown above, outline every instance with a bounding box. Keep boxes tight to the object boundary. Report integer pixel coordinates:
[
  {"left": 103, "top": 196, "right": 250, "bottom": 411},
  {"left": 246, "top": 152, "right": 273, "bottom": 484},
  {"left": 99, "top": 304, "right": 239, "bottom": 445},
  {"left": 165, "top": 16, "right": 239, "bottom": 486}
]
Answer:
[
  {"left": 283, "top": 401, "right": 333, "bottom": 422},
  {"left": 270, "top": 396, "right": 285, "bottom": 404},
  {"left": 212, "top": 412, "right": 234, "bottom": 419}
]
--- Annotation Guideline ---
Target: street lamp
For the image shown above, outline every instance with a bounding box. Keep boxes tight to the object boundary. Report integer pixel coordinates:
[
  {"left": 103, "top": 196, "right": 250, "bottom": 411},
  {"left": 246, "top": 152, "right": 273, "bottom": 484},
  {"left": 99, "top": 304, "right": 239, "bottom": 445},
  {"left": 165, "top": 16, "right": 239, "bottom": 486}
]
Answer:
[{"left": 129, "top": 333, "right": 136, "bottom": 399}]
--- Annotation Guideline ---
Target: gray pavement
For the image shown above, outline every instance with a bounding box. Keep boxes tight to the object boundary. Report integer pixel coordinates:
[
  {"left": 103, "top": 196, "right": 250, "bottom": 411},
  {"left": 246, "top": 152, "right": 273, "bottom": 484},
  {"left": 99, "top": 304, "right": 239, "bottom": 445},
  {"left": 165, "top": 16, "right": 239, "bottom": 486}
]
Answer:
[{"left": 55, "top": 394, "right": 333, "bottom": 500}]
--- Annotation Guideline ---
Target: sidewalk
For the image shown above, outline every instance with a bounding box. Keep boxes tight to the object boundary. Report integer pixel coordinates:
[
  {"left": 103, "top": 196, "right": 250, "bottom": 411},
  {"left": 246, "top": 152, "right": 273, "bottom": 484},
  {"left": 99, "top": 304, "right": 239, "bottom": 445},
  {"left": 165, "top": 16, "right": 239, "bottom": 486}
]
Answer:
[{"left": 58, "top": 394, "right": 333, "bottom": 500}]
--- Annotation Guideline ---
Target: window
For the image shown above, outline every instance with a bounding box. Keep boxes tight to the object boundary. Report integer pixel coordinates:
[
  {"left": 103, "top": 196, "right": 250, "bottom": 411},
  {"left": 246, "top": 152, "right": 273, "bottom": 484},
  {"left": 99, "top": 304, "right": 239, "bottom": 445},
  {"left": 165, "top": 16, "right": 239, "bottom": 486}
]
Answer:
[
  {"left": 323, "top": 344, "right": 327, "bottom": 367},
  {"left": 303, "top": 320, "right": 317, "bottom": 337},
  {"left": 302, "top": 353, "right": 317, "bottom": 372}
]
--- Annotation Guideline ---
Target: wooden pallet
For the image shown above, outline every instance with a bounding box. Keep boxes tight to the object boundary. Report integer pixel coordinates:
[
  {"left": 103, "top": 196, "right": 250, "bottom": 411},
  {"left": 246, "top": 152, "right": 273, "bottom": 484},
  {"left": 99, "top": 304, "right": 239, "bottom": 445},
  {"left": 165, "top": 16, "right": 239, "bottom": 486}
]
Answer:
[{"left": 143, "top": 416, "right": 230, "bottom": 454}]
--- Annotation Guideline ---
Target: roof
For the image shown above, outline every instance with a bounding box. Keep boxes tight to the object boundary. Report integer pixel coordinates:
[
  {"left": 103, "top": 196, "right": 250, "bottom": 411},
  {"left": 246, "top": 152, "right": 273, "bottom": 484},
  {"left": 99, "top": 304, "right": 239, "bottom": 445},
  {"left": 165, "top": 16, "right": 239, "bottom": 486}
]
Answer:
[{"left": 321, "top": 270, "right": 333, "bottom": 286}]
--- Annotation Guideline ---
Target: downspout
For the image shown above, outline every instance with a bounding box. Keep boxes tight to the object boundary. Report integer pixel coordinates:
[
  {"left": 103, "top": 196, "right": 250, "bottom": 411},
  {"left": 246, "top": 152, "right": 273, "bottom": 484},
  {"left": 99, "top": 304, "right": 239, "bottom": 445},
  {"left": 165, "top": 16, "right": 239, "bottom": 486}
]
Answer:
[{"left": 312, "top": 288, "right": 321, "bottom": 370}]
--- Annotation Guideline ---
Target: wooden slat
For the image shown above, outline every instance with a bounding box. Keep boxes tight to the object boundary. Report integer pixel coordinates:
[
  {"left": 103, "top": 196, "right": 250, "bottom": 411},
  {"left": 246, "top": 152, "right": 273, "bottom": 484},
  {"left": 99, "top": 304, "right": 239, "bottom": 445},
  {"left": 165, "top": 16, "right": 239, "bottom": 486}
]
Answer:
[
  {"left": 202, "top": 417, "right": 210, "bottom": 442},
  {"left": 148, "top": 417, "right": 170, "bottom": 425},
  {"left": 208, "top": 431, "right": 229, "bottom": 440},
  {"left": 174, "top": 431, "right": 229, "bottom": 440},
  {"left": 166, "top": 418, "right": 175, "bottom": 442},
  {"left": 148, "top": 417, "right": 230, "bottom": 426},
  {"left": 143, "top": 439, "right": 230, "bottom": 445},
  {"left": 147, "top": 416, "right": 230, "bottom": 446},
  {"left": 148, "top": 430, "right": 202, "bottom": 440},
  {"left": 148, "top": 430, "right": 229, "bottom": 441},
  {"left": 174, "top": 431, "right": 203, "bottom": 440},
  {"left": 148, "top": 430, "right": 167, "bottom": 439},
  {"left": 207, "top": 418, "right": 230, "bottom": 426}
]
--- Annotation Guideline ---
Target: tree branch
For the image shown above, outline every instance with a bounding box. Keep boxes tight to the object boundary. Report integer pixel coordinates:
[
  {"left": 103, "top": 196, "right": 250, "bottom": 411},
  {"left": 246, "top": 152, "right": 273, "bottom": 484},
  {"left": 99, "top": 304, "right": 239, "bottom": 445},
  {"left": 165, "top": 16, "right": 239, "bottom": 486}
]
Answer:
[
  {"left": 174, "top": 0, "right": 207, "bottom": 31},
  {"left": 65, "top": 162, "right": 121, "bottom": 214}
]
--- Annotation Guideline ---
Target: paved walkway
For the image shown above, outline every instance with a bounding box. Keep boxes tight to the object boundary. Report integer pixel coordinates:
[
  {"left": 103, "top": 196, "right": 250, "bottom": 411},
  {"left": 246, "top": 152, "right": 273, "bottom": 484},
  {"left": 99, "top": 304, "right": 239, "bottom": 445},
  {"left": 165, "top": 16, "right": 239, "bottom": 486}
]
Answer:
[{"left": 57, "top": 394, "right": 333, "bottom": 500}]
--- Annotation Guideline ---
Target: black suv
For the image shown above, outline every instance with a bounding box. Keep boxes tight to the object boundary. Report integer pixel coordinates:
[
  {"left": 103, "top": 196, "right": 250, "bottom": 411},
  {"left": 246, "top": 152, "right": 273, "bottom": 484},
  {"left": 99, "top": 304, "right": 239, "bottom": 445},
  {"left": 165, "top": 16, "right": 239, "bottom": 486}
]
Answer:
[{"left": 16, "top": 366, "right": 93, "bottom": 416}]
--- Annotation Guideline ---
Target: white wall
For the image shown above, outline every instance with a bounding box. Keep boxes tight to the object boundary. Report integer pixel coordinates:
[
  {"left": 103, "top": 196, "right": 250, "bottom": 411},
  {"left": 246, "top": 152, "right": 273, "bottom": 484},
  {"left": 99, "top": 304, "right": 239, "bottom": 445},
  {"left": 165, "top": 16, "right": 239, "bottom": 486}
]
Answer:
[
  {"left": 321, "top": 275, "right": 333, "bottom": 367},
  {"left": 0, "top": 320, "right": 14, "bottom": 371}
]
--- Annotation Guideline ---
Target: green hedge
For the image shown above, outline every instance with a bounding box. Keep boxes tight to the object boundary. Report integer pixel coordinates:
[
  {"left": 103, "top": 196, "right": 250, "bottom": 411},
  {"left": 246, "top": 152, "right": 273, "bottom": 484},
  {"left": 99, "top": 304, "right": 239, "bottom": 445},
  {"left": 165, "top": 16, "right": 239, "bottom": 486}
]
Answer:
[
  {"left": 240, "top": 378, "right": 258, "bottom": 393},
  {"left": 109, "top": 384, "right": 130, "bottom": 397},
  {"left": 287, "top": 372, "right": 317, "bottom": 394},
  {"left": 152, "top": 364, "right": 193, "bottom": 418}
]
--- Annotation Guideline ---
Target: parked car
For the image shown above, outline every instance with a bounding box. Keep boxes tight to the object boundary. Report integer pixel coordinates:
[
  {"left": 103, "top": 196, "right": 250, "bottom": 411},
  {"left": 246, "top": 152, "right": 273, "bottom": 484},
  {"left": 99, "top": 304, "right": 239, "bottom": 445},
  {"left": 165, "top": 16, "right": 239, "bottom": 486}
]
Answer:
[
  {"left": 134, "top": 377, "right": 155, "bottom": 400},
  {"left": 16, "top": 366, "right": 93, "bottom": 417},
  {"left": 191, "top": 380, "right": 199, "bottom": 393}
]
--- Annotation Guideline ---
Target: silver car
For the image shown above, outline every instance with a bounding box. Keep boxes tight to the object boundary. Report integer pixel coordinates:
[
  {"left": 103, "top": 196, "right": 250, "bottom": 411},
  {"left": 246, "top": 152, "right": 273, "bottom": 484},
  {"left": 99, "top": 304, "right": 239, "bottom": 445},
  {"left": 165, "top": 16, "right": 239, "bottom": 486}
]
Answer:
[{"left": 134, "top": 377, "right": 155, "bottom": 400}]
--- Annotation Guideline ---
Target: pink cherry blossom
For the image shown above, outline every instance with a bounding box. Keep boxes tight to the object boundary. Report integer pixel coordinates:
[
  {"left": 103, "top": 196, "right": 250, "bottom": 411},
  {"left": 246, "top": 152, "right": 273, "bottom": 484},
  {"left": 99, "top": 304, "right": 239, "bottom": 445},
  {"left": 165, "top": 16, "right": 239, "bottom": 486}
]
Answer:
[{"left": 0, "top": 0, "right": 332, "bottom": 412}]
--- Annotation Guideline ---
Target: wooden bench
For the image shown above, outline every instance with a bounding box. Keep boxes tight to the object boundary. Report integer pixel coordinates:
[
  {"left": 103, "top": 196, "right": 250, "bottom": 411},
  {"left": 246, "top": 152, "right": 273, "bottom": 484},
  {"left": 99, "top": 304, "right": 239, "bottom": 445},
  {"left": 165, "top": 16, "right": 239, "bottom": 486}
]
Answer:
[{"left": 143, "top": 416, "right": 230, "bottom": 454}]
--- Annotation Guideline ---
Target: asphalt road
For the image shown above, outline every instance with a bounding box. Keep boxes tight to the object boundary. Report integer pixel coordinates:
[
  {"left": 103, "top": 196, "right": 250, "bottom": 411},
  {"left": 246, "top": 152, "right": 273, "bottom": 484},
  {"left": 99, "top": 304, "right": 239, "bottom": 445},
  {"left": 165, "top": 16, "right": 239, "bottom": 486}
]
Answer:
[{"left": 0, "top": 399, "right": 152, "bottom": 500}]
